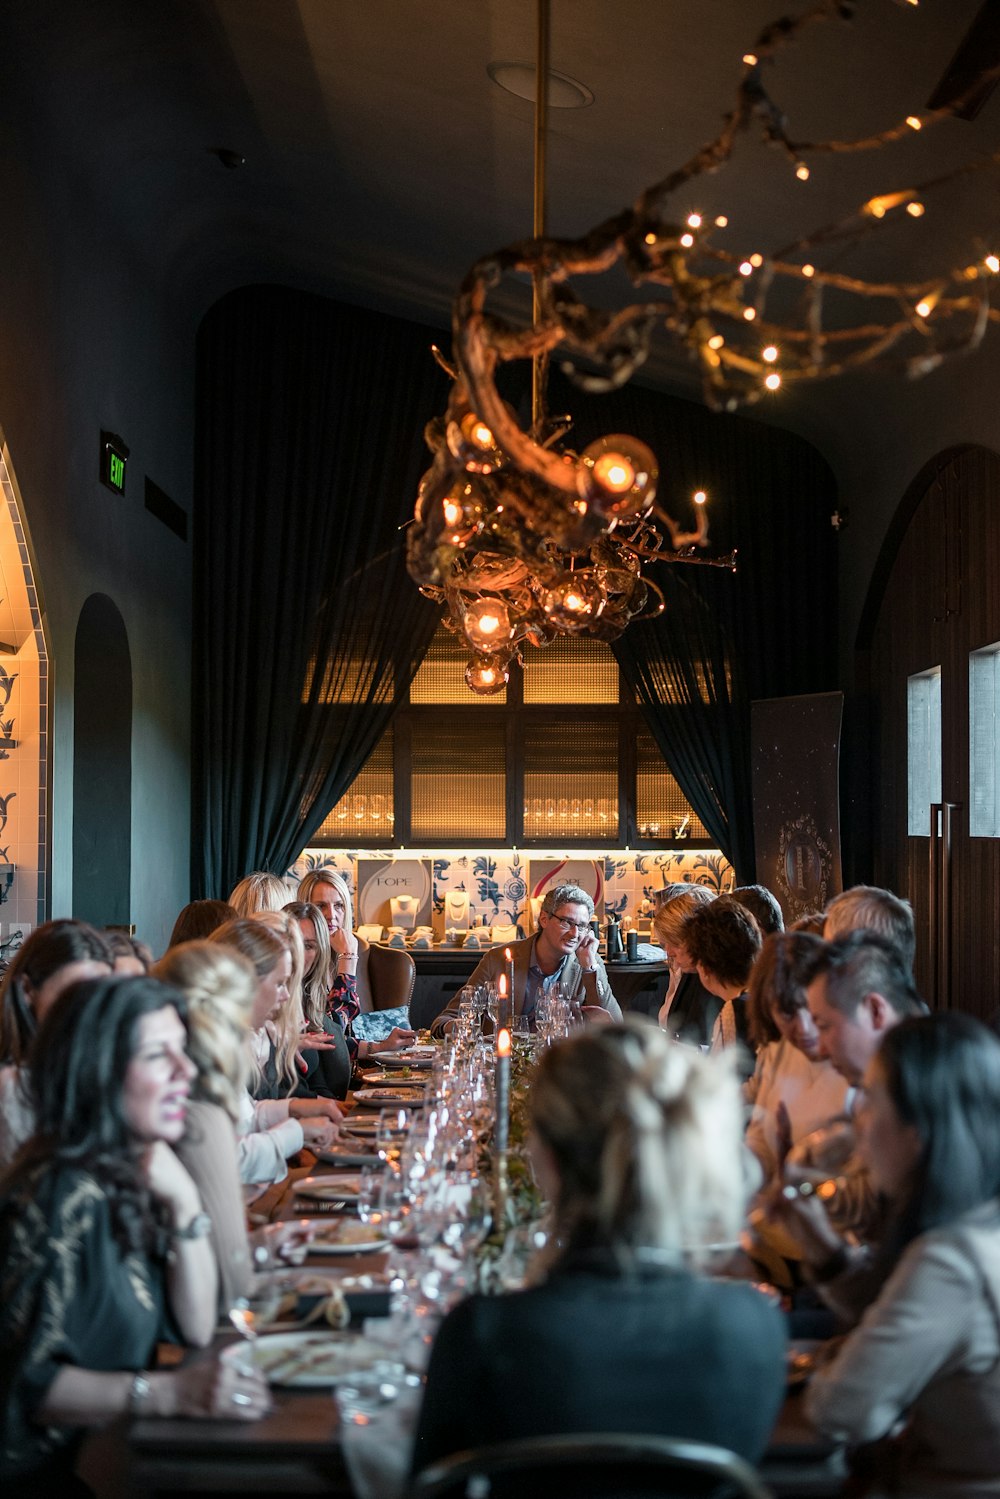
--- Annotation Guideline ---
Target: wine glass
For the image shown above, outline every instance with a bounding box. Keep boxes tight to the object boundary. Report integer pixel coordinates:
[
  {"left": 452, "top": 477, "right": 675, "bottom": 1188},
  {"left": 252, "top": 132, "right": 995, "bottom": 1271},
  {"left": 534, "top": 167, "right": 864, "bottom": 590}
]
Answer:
[{"left": 377, "top": 1107, "right": 413, "bottom": 1166}]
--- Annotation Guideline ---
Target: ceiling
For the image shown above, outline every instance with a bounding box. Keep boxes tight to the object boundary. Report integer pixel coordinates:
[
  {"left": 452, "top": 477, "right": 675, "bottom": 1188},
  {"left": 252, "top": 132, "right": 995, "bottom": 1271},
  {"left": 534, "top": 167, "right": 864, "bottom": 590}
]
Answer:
[{"left": 1, "top": 0, "right": 998, "bottom": 403}]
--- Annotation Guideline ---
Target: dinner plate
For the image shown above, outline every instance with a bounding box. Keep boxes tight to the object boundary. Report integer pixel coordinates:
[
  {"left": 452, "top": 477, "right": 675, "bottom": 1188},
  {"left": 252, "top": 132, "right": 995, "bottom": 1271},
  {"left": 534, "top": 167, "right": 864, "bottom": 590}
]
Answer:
[
  {"left": 341, "top": 1116, "right": 380, "bottom": 1137},
  {"left": 374, "top": 1049, "right": 435, "bottom": 1070},
  {"left": 351, "top": 1086, "right": 427, "bottom": 1107},
  {"left": 222, "top": 1330, "right": 387, "bottom": 1387},
  {"left": 301, "top": 1218, "right": 389, "bottom": 1254},
  {"left": 315, "top": 1149, "right": 383, "bottom": 1169},
  {"left": 356, "top": 1069, "right": 422, "bottom": 1087},
  {"left": 295, "top": 1175, "right": 362, "bottom": 1202}
]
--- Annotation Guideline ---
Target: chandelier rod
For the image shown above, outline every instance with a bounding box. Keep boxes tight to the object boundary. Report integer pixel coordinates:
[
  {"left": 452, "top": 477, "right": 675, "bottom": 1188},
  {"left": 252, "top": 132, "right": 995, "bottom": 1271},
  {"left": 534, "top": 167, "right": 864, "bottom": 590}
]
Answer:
[{"left": 530, "top": 0, "right": 550, "bottom": 433}]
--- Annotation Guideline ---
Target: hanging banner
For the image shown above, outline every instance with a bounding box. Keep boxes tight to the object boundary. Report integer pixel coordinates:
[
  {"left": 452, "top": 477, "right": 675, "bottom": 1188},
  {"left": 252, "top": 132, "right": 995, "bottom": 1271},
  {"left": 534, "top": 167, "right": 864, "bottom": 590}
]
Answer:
[{"left": 751, "top": 693, "right": 843, "bottom": 923}]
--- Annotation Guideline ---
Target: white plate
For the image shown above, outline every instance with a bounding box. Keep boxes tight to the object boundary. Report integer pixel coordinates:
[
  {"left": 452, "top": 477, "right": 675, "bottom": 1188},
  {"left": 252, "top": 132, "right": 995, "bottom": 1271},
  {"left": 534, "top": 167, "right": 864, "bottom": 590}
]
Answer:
[
  {"left": 352, "top": 1086, "right": 427, "bottom": 1107},
  {"left": 295, "top": 1175, "right": 362, "bottom": 1202},
  {"left": 222, "top": 1330, "right": 387, "bottom": 1388},
  {"left": 342, "top": 1117, "right": 380, "bottom": 1137},
  {"left": 374, "top": 1050, "right": 435, "bottom": 1070},
  {"left": 301, "top": 1218, "right": 389, "bottom": 1255}
]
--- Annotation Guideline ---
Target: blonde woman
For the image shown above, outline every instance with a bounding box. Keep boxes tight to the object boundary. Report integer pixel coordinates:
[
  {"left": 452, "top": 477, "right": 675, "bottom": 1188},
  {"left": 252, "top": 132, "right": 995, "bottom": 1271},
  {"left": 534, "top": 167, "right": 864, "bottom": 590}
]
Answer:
[
  {"left": 413, "top": 1019, "right": 786, "bottom": 1472},
  {"left": 652, "top": 885, "right": 719, "bottom": 1045},
  {"left": 151, "top": 942, "right": 257, "bottom": 1310},
  {"left": 228, "top": 871, "right": 292, "bottom": 918},
  {"left": 296, "top": 868, "right": 413, "bottom": 1070},
  {"left": 283, "top": 900, "right": 351, "bottom": 1099},
  {"left": 209, "top": 919, "right": 341, "bottom": 1171}
]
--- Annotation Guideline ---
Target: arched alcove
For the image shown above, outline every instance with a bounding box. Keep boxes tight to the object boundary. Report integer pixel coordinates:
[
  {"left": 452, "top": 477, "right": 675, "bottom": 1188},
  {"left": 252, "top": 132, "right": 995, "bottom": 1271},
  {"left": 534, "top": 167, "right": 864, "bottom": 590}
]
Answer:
[
  {"left": 0, "top": 435, "right": 49, "bottom": 949},
  {"left": 73, "top": 594, "right": 132, "bottom": 926}
]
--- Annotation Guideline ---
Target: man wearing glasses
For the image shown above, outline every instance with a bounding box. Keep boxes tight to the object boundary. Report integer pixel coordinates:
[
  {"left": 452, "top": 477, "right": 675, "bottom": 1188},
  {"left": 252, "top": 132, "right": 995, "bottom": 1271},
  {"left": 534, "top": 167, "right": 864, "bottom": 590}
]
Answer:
[{"left": 431, "top": 883, "right": 622, "bottom": 1036}]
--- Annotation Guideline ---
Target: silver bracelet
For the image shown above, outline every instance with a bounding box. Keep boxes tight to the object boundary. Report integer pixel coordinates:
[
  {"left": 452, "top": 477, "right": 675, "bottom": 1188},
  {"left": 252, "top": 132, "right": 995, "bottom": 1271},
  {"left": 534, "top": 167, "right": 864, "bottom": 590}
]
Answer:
[{"left": 129, "top": 1371, "right": 152, "bottom": 1416}]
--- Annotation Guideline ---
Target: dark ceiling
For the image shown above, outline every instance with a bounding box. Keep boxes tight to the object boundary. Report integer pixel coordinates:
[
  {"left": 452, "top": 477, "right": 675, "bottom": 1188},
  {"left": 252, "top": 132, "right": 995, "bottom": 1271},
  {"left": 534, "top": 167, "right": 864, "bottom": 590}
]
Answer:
[{"left": 2, "top": 0, "right": 998, "bottom": 402}]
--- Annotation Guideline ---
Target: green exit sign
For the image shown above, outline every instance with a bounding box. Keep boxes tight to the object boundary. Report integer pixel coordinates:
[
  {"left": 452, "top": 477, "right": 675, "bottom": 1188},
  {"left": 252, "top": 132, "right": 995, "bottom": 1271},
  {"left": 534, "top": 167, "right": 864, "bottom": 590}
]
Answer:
[{"left": 100, "top": 431, "right": 129, "bottom": 495}]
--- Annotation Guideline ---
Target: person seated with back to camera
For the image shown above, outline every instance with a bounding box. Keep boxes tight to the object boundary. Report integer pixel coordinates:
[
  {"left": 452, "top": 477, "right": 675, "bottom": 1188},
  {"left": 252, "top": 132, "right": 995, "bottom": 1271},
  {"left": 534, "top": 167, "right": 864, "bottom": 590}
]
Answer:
[
  {"left": 682, "top": 896, "right": 763, "bottom": 1076},
  {"left": 412, "top": 1017, "right": 786, "bottom": 1478},
  {"left": 431, "top": 883, "right": 623, "bottom": 1037}
]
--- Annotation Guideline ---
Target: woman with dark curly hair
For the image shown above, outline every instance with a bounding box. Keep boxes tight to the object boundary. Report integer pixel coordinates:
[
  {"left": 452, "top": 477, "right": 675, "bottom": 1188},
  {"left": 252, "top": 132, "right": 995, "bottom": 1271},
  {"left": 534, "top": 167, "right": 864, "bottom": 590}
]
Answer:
[{"left": 0, "top": 975, "right": 269, "bottom": 1492}]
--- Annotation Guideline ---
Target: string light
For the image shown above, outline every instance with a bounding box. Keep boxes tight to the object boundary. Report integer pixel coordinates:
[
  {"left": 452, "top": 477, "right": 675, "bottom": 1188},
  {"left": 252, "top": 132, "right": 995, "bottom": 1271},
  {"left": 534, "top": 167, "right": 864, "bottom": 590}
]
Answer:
[
  {"left": 693, "top": 490, "right": 707, "bottom": 505},
  {"left": 408, "top": 0, "right": 1000, "bottom": 688}
]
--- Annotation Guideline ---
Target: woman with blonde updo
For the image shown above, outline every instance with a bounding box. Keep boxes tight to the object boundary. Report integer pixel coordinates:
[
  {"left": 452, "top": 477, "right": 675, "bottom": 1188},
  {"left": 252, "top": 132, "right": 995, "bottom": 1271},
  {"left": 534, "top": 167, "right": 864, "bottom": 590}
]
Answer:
[
  {"left": 413, "top": 1019, "right": 786, "bottom": 1473},
  {"left": 652, "top": 884, "right": 720, "bottom": 1045}
]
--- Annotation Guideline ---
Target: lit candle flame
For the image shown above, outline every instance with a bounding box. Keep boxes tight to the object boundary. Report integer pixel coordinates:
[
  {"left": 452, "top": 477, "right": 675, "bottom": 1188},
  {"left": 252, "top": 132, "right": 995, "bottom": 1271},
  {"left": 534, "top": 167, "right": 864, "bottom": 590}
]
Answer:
[{"left": 497, "top": 1028, "right": 511, "bottom": 1058}]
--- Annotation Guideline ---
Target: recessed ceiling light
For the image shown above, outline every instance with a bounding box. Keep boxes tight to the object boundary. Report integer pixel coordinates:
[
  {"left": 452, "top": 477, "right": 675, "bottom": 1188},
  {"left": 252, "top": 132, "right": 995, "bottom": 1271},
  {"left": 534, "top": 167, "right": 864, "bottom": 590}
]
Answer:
[{"left": 487, "top": 61, "right": 594, "bottom": 108}]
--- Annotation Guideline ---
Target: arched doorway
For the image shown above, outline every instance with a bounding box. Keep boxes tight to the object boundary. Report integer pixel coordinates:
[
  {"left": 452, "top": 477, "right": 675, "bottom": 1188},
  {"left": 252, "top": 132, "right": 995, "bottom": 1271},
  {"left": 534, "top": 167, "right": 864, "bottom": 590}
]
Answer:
[
  {"left": 73, "top": 595, "right": 132, "bottom": 927},
  {"left": 0, "top": 435, "right": 49, "bottom": 952},
  {"left": 860, "top": 445, "right": 1000, "bottom": 1015}
]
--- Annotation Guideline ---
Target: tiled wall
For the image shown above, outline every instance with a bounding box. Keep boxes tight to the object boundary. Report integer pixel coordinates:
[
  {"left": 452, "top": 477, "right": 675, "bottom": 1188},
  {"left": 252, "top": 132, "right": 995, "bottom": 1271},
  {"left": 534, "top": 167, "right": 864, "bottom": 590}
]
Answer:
[{"left": 287, "top": 847, "right": 734, "bottom": 940}]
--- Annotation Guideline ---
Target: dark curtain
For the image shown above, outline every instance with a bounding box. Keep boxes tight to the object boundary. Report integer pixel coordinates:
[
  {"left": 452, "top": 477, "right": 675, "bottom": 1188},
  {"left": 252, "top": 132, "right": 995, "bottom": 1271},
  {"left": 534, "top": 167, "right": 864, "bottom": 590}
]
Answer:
[
  {"left": 193, "top": 286, "right": 447, "bottom": 897},
  {"left": 543, "top": 370, "right": 839, "bottom": 881}
]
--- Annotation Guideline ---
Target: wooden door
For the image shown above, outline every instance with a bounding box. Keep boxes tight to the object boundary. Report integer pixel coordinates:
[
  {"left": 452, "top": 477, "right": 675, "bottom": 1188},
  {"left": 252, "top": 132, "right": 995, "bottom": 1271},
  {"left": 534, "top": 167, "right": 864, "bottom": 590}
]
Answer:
[{"left": 865, "top": 446, "right": 1000, "bottom": 1019}]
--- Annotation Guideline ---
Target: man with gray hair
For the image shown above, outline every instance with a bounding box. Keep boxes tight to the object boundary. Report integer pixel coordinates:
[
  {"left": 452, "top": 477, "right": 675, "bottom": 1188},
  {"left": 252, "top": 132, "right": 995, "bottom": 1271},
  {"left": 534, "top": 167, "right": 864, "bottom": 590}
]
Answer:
[
  {"left": 431, "top": 883, "right": 621, "bottom": 1036},
  {"left": 823, "top": 885, "right": 916, "bottom": 972}
]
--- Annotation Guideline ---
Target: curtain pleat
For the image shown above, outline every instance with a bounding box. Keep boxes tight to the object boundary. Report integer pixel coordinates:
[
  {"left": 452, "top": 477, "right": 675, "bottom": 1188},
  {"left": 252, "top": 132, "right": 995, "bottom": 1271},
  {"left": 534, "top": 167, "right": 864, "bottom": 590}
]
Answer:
[{"left": 192, "top": 286, "right": 446, "bottom": 896}]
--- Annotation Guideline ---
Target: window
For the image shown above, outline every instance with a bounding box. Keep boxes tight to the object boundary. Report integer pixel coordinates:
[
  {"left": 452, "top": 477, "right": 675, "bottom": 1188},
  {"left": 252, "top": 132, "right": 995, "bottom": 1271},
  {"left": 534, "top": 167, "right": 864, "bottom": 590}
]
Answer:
[
  {"left": 907, "top": 667, "right": 941, "bottom": 837},
  {"left": 313, "top": 622, "right": 708, "bottom": 847},
  {"left": 970, "top": 644, "right": 1000, "bottom": 837}
]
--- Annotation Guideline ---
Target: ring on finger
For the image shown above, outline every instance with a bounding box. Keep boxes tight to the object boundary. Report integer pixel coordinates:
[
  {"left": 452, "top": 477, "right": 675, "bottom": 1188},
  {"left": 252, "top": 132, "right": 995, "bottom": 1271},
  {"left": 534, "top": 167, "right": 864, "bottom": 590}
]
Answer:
[{"left": 231, "top": 1390, "right": 254, "bottom": 1407}]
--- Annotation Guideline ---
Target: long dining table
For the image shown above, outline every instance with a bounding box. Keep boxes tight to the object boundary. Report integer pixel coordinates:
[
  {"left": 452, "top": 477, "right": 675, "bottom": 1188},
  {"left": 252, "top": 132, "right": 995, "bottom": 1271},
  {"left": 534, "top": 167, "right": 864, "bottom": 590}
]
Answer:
[{"left": 123, "top": 1097, "right": 847, "bottom": 1499}]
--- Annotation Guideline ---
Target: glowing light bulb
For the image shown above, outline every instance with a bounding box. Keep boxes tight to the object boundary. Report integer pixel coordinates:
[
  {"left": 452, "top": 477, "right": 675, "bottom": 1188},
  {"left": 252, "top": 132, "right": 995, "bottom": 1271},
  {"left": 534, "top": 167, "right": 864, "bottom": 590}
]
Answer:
[
  {"left": 743, "top": 52, "right": 758, "bottom": 65},
  {"left": 986, "top": 255, "right": 1000, "bottom": 274},
  {"left": 686, "top": 213, "right": 702, "bottom": 229},
  {"left": 750, "top": 253, "right": 763, "bottom": 268},
  {"left": 907, "top": 201, "right": 925, "bottom": 218},
  {"left": 680, "top": 233, "right": 694, "bottom": 248},
  {"left": 762, "top": 345, "right": 779, "bottom": 362},
  {"left": 743, "top": 307, "right": 756, "bottom": 321},
  {"left": 564, "top": 592, "right": 585, "bottom": 612},
  {"left": 714, "top": 214, "right": 728, "bottom": 228},
  {"left": 764, "top": 371, "right": 782, "bottom": 391},
  {"left": 463, "top": 600, "right": 512, "bottom": 650},
  {"left": 802, "top": 263, "right": 815, "bottom": 278},
  {"left": 906, "top": 115, "right": 922, "bottom": 130},
  {"left": 916, "top": 299, "right": 932, "bottom": 318},
  {"left": 739, "top": 260, "right": 753, "bottom": 276},
  {"left": 644, "top": 231, "right": 657, "bottom": 245},
  {"left": 693, "top": 490, "right": 707, "bottom": 505},
  {"left": 464, "top": 653, "right": 510, "bottom": 695},
  {"left": 707, "top": 334, "right": 725, "bottom": 349},
  {"left": 795, "top": 162, "right": 810, "bottom": 181},
  {"left": 443, "top": 497, "right": 462, "bottom": 526},
  {"left": 593, "top": 453, "right": 635, "bottom": 493}
]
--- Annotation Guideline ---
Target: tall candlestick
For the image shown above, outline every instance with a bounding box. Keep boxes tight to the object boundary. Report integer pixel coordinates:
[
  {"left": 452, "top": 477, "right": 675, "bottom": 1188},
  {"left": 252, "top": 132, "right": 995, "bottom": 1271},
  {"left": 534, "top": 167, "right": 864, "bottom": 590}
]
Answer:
[{"left": 495, "top": 1024, "right": 511, "bottom": 1229}]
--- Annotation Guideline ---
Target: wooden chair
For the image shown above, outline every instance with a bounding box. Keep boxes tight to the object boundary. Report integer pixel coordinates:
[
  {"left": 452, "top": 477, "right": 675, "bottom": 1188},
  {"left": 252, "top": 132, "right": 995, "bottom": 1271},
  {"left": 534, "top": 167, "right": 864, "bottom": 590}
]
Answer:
[{"left": 409, "top": 1432, "right": 774, "bottom": 1499}]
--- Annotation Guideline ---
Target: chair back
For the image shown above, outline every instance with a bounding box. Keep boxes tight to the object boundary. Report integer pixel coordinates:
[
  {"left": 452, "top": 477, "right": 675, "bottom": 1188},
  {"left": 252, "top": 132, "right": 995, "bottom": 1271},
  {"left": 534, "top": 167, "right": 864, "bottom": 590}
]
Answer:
[
  {"left": 366, "top": 941, "right": 416, "bottom": 1012},
  {"left": 410, "top": 1432, "right": 773, "bottom": 1499}
]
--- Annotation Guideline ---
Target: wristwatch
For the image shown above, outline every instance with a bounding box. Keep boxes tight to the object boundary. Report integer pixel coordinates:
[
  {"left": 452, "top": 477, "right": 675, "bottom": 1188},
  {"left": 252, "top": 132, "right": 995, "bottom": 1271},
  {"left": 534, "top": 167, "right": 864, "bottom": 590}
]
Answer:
[{"left": 172, "top": 1211, "right": 213, "bottom": 1241}]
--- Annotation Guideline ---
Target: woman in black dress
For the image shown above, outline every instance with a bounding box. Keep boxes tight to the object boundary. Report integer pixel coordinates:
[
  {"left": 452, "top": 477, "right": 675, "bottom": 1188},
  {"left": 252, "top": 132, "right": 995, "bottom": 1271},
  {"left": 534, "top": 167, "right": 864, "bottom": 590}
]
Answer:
[{"left": 0, "top": 974, "right": 270, "bottom": 1493}]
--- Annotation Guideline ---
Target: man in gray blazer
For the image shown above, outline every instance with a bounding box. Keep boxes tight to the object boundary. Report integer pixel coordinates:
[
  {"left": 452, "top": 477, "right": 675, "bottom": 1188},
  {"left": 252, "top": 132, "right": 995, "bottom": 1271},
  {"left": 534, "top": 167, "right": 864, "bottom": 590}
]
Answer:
[{"left": 431, "top": 883, "right": 622, "bottom": 1036}]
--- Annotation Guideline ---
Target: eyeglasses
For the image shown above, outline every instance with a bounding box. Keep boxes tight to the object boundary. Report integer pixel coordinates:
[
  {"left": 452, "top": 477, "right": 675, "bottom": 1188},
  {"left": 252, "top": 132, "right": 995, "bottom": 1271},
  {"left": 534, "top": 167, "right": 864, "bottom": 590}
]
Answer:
[{"left": 549, "top": 915, "right": 591, "bottom": 933}]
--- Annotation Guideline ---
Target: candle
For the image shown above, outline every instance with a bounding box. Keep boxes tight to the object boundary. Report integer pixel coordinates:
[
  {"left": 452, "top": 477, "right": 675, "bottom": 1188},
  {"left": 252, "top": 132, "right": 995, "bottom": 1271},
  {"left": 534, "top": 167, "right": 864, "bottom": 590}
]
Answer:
[
  {"left": 498, "top": 972, "right": 509, "bottom": 1030},
  {"left": 495, "top": 1026, "right": 511, "bottom": 1157},
  {"left": 504, "top": 946, "right": 515, "bottom": 1019}
]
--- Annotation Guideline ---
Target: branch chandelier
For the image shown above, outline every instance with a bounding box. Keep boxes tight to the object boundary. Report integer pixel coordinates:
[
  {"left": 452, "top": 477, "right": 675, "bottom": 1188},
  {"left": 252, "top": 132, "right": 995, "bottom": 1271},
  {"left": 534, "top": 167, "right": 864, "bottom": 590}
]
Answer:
[{"left": 406, "top": 0, "right": 1000, "bottom": 695}]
